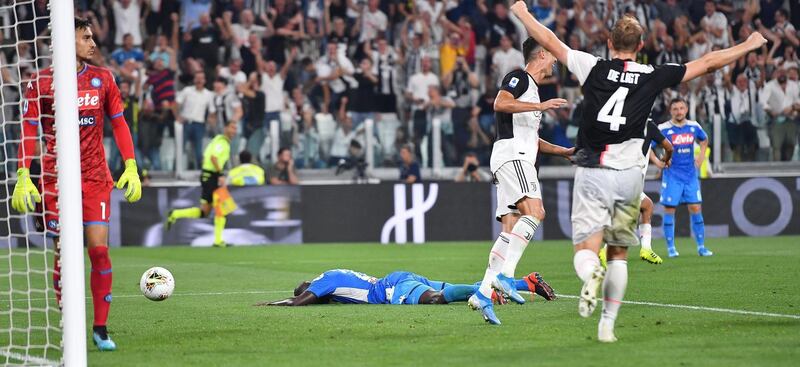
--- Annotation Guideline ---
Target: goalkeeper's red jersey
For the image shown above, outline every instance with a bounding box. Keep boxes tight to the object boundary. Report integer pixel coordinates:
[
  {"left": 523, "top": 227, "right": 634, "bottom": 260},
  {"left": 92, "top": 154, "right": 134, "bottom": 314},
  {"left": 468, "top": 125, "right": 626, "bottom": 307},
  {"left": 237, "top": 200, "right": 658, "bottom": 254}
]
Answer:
[{"left": 21, "top": 63, "right": 126, "bottom": 184}]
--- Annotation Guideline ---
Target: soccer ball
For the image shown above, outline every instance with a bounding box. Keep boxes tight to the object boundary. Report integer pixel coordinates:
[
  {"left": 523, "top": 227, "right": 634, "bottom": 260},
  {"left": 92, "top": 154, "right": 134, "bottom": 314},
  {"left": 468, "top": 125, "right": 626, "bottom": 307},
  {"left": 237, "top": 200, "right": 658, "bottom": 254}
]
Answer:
[{"left": 140, "top": 267, "right": 175, "bottom": 301}]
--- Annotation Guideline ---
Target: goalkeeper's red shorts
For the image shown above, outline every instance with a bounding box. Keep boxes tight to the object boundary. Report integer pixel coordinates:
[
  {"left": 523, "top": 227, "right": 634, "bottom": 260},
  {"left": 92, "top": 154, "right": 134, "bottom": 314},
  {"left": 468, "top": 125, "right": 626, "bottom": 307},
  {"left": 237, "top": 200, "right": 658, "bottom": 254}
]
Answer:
[{"left": 40, "top": 180, "right": 113, "bottom": 236}]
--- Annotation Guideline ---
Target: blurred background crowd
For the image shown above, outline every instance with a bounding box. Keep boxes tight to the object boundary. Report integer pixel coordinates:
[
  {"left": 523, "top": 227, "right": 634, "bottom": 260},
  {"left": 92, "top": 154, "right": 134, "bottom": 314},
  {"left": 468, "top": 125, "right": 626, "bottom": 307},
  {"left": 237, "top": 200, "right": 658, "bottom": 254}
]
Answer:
[{"left": 1, "top": 0, "right": 799, "bottom": 178}]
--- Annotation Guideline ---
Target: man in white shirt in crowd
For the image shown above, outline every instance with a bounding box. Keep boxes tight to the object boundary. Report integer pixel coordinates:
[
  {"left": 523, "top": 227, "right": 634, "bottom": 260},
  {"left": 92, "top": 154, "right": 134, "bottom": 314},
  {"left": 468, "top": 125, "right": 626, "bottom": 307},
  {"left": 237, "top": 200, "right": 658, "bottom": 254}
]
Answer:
[
  {"left": 729, "top": 73, "right": 760, "bottom": 161},
  {"left": 112, "top": 0, "right": 143, "bottom": 47},
  {"left": 701, "top": 1, "right": 729, "bottom": 48},
  {"left": 492, "top": 34, "right": 525, "bottom": 88},
  {"left": 406, "top": 57, "right": 440, "bottom": 158},
  {"left": 262, "top": 48, "right": 297, "bottom": 127},
  {"left": 217, "top": 58, "right": 248, "bottom": 92},
  {"left": 358, "top": 0, "right": 388, "bottom": 44},
  {"left": 230, "top": 9, "right": 267, "bottom": 48},
  {"left": 316, "top": 43, "right": 356, "bottom": 114},
  {"left": 761, "top": 67, "right": 800, "bottom": 161},
  {"left": 175, "top": 72, "right": 217, "bottom": 169}
]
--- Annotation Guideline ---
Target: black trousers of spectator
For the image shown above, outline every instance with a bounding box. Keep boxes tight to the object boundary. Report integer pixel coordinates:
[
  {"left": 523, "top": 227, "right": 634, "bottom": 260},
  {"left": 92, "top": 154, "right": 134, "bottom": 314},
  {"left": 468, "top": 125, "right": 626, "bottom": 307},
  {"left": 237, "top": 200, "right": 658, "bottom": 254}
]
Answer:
[
  {"left": 452, "top": 107, "right": 472, "bottom": 161},
  {"left": 412, "top": 110, "right": 427, "bottom": 163},
  {"left": 726, "top": 121, "right": 758, "bottom": 162}
]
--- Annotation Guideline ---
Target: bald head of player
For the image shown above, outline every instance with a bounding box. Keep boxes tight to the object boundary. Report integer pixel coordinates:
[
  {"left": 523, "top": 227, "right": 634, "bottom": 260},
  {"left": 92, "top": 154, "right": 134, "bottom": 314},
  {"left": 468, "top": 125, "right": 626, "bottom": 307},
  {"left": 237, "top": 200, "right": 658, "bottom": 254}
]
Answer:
[
  {"left": 522, "top": 38, "right": 557, "bottom": 82},
  {"left": 74, "top": 17, "right": 96, "bottom": 68},
  {"left": 608, "top": 15, "right": 644, "bottom": 59}
]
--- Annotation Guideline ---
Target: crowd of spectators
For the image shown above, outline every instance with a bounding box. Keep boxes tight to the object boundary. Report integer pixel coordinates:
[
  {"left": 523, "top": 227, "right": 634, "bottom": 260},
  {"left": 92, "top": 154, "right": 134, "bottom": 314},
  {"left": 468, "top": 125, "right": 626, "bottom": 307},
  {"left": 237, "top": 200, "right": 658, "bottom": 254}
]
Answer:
[{"left": 1, "top": 0, "right": 799, "bottom": 180}]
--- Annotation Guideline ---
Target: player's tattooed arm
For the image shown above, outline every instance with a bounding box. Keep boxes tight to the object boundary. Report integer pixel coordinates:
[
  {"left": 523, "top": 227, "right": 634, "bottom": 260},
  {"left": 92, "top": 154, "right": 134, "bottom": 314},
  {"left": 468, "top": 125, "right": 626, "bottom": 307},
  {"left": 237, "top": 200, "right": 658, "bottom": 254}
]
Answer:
[{"left": 494, "top": 91, "right": 568, "bottom": 113}]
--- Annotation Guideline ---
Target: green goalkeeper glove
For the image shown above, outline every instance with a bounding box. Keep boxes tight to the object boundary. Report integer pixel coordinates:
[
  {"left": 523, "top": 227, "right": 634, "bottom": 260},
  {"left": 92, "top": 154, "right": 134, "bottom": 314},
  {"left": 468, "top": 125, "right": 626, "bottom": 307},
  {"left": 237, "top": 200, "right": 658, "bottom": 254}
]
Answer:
[
  {"left": 116, "top": 159, "right": 142, "bottom": 203},
  {"left": 12, "top": 167, "right": 41, "bottom": 213}
]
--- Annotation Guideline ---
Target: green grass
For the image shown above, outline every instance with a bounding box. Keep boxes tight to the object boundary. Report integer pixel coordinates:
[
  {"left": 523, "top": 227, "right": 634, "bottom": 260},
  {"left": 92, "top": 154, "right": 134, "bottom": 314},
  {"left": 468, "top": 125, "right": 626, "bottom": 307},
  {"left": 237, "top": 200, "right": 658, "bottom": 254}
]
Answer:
[{"left": 4, "top": 237, "right": 800, "bottom": 366}]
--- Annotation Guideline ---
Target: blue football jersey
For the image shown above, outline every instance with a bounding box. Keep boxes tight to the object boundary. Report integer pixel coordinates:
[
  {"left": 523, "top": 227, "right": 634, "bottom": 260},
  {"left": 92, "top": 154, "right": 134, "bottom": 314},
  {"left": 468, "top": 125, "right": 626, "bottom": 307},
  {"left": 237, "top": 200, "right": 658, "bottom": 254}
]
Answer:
[
  {"left": 657, "top": 120, "right": 707, "bottom": 182},
  {"left": 306, "top": 269, "right": 385, "bottom": 304}
]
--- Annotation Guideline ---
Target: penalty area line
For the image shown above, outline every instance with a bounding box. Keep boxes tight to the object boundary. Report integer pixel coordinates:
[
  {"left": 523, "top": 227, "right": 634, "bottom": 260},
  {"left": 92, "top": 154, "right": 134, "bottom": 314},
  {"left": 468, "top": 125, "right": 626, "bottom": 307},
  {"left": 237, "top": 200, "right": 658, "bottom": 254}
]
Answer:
[{"left": 555, "top": 294, "right": 800, "bottom": 320}]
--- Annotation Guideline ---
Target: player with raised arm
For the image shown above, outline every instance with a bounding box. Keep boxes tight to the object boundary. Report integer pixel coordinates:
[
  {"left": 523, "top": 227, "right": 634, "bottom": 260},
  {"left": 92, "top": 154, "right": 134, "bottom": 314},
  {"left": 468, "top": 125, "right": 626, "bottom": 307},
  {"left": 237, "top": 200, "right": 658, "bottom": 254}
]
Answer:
[
  {"left": 509, "top": 0, "right": 766, "bottom": 341},
  {"left": 11, "top": 17, "right": 142, "bottom": 351},
  {"left": 468, "top": 37, "right": 572, "bottom": 325},
  {"left": 259, "top": 269, "right": 556, "bottom": 306},
  {"left": 656, "top": 98, "right": 712, "bottom": 258}
]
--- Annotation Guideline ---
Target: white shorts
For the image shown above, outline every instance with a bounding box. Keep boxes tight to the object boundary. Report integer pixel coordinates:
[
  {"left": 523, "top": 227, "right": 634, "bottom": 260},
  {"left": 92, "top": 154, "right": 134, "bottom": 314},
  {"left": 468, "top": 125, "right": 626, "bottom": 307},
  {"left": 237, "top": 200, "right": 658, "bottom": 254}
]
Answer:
[
  {"left": 493, "top": 160, "right": 542, "bottom": 221},
  {"left": 571, "top": 166, "right": 644, "bottom": 247}
]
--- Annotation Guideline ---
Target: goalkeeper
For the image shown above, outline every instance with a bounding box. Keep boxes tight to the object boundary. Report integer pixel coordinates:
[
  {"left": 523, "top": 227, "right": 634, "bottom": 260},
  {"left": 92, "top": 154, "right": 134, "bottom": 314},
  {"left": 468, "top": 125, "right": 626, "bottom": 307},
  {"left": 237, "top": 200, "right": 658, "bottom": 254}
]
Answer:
[
  {"left": 166, "top": 120, "right": 238, "bottom": 247},
  {"left": 12, "top": 17, "right": 142, "bottom": 352}
]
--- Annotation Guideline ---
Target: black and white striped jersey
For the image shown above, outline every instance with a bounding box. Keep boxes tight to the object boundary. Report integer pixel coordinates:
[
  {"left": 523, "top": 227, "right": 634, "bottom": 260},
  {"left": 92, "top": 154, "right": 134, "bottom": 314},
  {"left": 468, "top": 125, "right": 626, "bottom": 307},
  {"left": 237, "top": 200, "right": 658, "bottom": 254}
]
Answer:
[
  {"left": 566, "top": 49, "right": 686, "bottom": 170},
  {"left": 491, "top": 69, "right": 542, "bottom": 172}
]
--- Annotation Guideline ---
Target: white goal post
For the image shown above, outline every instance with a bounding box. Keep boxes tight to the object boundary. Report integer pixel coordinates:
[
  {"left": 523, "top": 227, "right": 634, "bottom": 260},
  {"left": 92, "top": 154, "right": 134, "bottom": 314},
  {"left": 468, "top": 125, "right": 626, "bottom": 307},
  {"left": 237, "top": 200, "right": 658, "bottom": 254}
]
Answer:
[
  {"left": 0, "top": 1, "right": 87, "bottom": 365},
  {"left": 51, "top": 0, "right": 88, "bottom": 365}
]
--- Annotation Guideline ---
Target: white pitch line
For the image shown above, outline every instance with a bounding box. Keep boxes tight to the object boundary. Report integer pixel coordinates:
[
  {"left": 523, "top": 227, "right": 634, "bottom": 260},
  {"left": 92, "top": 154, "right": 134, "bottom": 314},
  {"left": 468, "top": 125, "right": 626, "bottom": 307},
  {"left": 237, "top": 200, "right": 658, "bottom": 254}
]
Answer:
[
  {"left": 0, "top": 348, "right": 59, "bottom": 366},
  {"left": 9, "top": 290, "right": 800, "bottom": 320},
  {"left": 16, "top": 290, "right": 290, "bottom": 303},
  {"left": 555, "top": 294, "right": 800, "bottom": 320}
]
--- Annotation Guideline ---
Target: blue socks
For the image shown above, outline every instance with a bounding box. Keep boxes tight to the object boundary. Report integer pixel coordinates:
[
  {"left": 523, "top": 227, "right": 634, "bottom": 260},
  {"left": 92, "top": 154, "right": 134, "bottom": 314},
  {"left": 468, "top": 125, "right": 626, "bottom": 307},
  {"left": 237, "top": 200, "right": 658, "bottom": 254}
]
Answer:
[
  {"left": 515, "top": 279, "right": 529, "bottom": 291},
  {"left": 442, "top": 285, "right": 478, "bottom": 303},
  {"left": 691, "top": 212, "right": 705, "bottom": 248},
  {"left": 663, "top": 213, "right": 676, "bottom": 251}
]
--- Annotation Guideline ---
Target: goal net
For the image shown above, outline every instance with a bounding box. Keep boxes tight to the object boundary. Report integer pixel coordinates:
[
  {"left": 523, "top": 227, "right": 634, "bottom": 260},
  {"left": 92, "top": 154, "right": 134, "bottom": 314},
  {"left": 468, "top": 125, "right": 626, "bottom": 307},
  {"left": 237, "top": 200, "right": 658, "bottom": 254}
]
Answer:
[{"left": 1, "top": 1, "right": 85, "bottom": 365}]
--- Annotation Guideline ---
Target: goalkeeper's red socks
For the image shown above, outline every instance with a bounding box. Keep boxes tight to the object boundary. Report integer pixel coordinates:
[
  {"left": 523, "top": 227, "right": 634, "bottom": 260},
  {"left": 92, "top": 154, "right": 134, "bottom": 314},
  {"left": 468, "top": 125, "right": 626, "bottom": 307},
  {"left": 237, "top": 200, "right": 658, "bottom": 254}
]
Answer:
[{"left": 88, "top": 246, "right": 113, "bottom": 327}]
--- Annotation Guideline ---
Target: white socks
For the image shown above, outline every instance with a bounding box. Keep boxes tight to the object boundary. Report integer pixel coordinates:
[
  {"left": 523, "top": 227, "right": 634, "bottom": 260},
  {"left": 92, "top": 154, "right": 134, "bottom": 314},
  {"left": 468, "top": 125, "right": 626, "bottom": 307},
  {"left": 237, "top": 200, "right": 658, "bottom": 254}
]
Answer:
[
  {"left": 573, "top": 249, "right": 600, "bottom": 282},
  {"left": 601, "top": 259, "right": 628, "bottom": 325},
  {"left": 478, "top": 233, "right": 510, "bottom": 298},
  {"left": 500, "top": 216, "right": 539, "bottom": 278},
  {"left": 639, "top": 223, "right": 652, "bottom": 250}
]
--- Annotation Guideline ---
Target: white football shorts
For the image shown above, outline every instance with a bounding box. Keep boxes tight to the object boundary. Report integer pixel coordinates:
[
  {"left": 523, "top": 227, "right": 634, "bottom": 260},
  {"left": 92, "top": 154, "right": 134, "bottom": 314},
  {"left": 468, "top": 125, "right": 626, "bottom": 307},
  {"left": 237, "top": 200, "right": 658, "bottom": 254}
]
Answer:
[{"left": 493, "top": 160, "right": 542, "bottom": 221}]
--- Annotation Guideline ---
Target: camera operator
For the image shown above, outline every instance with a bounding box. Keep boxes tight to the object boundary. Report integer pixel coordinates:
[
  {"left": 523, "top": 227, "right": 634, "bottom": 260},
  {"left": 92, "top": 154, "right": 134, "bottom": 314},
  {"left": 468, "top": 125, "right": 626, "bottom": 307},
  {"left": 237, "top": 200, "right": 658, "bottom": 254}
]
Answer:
[
  {"left": 335, "top": 140, "right": 369, "bottom": 181},
  {"left": 454, "top": 152, "right": 491, "bottom": 182}
]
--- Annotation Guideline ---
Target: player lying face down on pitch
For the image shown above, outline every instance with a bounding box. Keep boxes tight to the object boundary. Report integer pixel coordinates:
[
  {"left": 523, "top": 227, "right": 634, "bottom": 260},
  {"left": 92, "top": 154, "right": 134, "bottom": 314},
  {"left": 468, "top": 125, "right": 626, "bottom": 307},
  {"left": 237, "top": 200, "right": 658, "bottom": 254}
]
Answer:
[{"left": 258, "top": 269, "right": 557, "bottom": 306}]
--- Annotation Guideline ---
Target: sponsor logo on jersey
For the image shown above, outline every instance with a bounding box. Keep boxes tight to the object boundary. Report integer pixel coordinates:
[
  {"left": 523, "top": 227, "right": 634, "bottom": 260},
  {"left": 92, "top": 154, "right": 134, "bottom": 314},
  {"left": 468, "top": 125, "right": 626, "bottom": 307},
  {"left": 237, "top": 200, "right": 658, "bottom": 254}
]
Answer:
[
  {"left": 91, "top": 77, "right": 102, "bottom": 88},
  {"left": 79, "top": 115, "right": 96, "bottom": 126},
  {"left": 508, "top": 77, "right": 519, "bottom": 88},
  {"left": 671, "top": 133, "right": 694, "bottom": 145},
  {"left": 77, "top": 90, "right": 100, "bottom": 111},
  {"left": 47, "top": 219, "right": 58, "bottom": 230}
]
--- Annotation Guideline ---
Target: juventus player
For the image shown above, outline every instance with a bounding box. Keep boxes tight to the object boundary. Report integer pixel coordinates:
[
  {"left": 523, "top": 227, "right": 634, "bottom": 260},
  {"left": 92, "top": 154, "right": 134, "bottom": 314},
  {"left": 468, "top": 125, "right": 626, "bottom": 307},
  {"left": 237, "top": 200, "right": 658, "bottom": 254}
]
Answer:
[
  {"left": 600, "top": 118, "right": 673, "bottom": 267},
  {"left": 468, "top": 37, "right": 572, "bottom": 325},
  {"left": 510, "top": 1, "right": 766, "bottom": 341}
]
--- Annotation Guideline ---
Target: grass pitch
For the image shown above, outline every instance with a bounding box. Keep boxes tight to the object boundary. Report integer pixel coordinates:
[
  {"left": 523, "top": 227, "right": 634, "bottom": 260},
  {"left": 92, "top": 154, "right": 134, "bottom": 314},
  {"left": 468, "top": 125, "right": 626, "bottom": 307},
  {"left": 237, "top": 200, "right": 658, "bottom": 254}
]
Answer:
[{"left": 5, "top": 237, "right": 800, "bottom": 366}]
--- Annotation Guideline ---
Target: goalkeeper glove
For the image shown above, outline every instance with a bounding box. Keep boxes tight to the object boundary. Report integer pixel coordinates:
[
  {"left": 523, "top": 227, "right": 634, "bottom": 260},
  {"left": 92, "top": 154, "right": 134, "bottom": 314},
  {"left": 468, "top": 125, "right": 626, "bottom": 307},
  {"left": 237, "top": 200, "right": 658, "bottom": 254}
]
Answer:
[
  {"left": 116, "top": 159, "right": 142, "bottom": 203},
  {"left": 12, "top": 167, "right": 41, "bottom": 213}
]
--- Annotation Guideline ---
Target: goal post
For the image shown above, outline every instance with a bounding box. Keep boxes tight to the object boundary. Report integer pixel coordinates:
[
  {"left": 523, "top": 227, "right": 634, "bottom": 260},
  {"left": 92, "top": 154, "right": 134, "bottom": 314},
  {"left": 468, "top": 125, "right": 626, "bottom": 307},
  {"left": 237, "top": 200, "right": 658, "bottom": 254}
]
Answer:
[
  {"left": 51, "top": 0, "right": 88, "bottom": 365},
  {"left": 0, "top": 1, "right": 87, "bottom": 365}
]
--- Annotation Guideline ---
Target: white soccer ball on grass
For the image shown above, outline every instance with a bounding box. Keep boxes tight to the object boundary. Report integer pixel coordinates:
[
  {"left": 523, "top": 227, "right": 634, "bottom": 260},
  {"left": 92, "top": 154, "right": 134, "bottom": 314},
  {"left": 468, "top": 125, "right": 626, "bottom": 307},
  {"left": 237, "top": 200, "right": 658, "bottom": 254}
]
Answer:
[{"left": 140, "top": 267, "right": 175, "bottom": 301}]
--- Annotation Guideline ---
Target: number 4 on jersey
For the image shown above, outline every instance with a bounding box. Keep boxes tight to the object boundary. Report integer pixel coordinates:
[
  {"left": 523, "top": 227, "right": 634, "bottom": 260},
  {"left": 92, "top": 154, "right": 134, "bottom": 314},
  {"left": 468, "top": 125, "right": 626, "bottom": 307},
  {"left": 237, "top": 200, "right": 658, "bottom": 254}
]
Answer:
[{"left": 597, "top": 87, "right": 629, "bottom": 131}]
